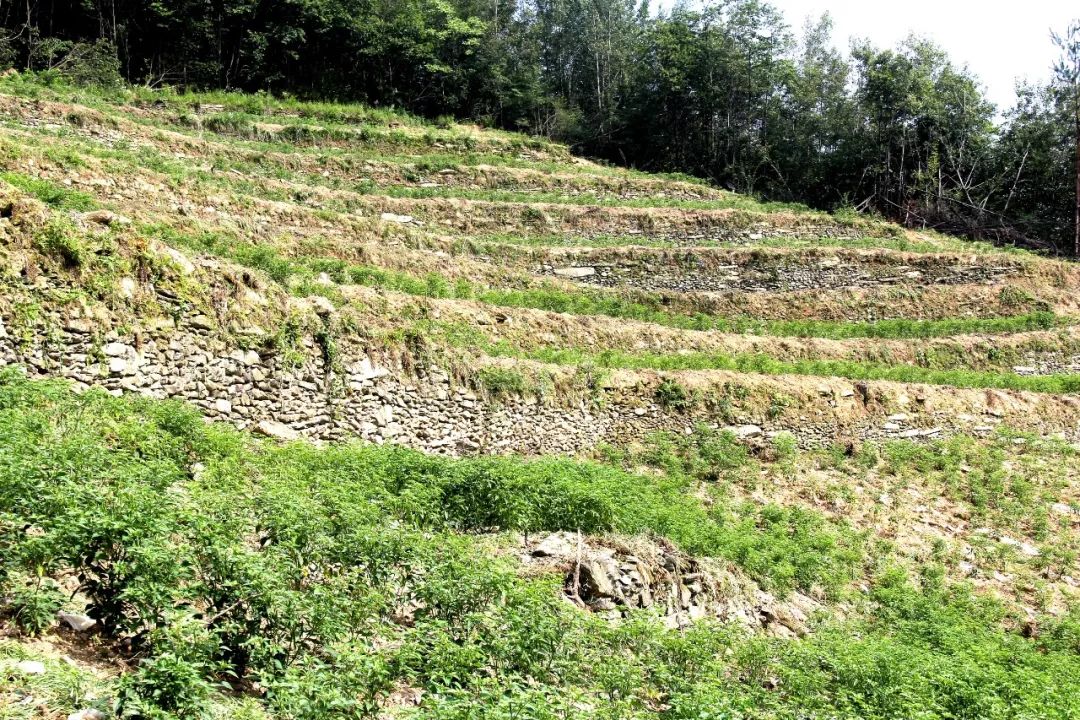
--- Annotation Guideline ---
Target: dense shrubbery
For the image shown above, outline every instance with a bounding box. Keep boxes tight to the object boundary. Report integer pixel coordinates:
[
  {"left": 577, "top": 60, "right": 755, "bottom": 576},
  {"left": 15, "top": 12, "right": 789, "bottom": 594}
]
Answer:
[{"left": 1, "top": 371, "right": 1079, "bottom": 718}]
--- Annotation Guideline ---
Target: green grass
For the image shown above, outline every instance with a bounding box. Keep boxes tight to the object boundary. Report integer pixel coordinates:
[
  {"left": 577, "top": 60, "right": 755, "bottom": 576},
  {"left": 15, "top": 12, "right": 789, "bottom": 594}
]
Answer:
[
  {"left": 0, "top": 171, "right": 96, "bottom": 211},
  {"left": 0, "top": 71, "right": 570, "bottom": 162},
  {"left": 507, "top": 345, "right": 1080, "bottom": 394},
  {"left": 2, "top": 372, "right": 1079, "bottom": 719},
  {"left": 6, "top": 116, "right": 792, "bottom": 223},
  {"left": 151, "top": 227, "right": 1069, "bottom": 341},
  {"left": 474, "top": 287, "right": 1061, "bottom": 339}
]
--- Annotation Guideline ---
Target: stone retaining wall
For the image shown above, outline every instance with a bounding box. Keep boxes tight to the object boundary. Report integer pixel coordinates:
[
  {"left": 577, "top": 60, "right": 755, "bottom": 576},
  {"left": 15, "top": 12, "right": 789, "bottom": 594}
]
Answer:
[
  {"left": 1, "top": 300, "right": 1077, "bottom": 455},
  {"left": 539, "top": 255, "right": 1020, "bottom": 294}
]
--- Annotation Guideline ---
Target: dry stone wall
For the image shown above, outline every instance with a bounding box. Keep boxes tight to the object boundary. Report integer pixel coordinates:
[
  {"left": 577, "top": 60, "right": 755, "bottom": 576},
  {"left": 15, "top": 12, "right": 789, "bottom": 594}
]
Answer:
[
  {"left": 0, "top": 313, "right": 611, "bottom": 455},
  {"left": 569, "top": 224, "right": 865, "bottom": 247},
  {"left": 1, "top": 296, "right": 1078, "bottom": 454},
  {"left": 539, "top": 254, "right": 1022, "bottom": 294}
]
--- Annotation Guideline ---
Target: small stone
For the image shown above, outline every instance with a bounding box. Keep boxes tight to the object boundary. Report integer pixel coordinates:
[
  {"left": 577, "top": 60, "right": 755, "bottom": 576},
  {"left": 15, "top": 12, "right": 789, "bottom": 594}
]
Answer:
[
  {"left": 117, "top": 277, "right": 137, "bottom": 298},
  {"left": 532, "top": 533, "right": 574, "bottom": 558},
  {"left": 214, "top": 399, "right": 232, "bottom": 414},
  {"left": 352, "top": 356, "right": 390, "bottom": 381},
  {"left": 730, "top": 425, "right": 762, "bottom": 439},
  {"left": 553, "top": 266, "right": 596, "bottom": 278},
  {"left": 64, "top": 318, "right": 95, "bottom": 333},
  {"left": 102, "top": 342, "right": 130, "bottom": 357},
  {"left": 108, "top": 357, "right": 127, "bottom": 374},
  {"left": 591, "top": 597, "right": 618, "bottom": 611},
  {"left": 999, "top": 536, "right": 1040, "bottom": 557},
  {"left": 253, "top": 420, "right": 300, "bottom": 442},
  {"left": 309, "top": 296, "right": 335, "bottom": 317},
  {"left": 82, "top": 209, "right": 131, "bottom": 226},
  {"left": 375, "top": 404, "right": 394, "bottom": 426},
  {"left": 380, "top": 212, "right": 414, "bottom": 224},
  {"left": 190, "top": 314, "right": 215, "bottom": 330},
  {"left": 160, "top": 245, "right": 196, "bottom": 275},
  {"left": 580, "top": 559, "right": 616, "bottom": 598}
]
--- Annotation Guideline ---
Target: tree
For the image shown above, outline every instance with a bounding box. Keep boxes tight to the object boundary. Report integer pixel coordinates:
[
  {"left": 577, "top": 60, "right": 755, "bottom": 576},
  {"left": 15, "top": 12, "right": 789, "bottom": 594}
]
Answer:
[
  {"left": 1052, "top": 20, "right": 1080, "bottom": 255},
  {"left": 3, "top": 0, "right": 1077, "bottom": 251}
]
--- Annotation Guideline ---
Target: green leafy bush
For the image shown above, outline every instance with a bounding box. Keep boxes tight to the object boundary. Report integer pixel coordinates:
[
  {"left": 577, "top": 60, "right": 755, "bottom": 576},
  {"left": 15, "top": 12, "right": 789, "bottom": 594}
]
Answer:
[{"left": 6, "top": 582, "right": 64, "bottom": 636}]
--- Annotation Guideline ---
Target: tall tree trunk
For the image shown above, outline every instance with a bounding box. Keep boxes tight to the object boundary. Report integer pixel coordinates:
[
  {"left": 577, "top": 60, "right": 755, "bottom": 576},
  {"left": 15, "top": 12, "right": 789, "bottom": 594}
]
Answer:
[{"left": 1075, "top": 108, "right": 1080, "bottom": 255}]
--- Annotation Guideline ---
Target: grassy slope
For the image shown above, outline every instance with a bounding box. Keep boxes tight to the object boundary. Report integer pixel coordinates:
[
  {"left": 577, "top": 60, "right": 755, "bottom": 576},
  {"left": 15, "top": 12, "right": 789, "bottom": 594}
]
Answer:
[
  {"left": 2, "top": 374, "right": 1079, "bottom": 719},
  {"left": 0, "top": 75, "right": 1079, "bottom": 719}
]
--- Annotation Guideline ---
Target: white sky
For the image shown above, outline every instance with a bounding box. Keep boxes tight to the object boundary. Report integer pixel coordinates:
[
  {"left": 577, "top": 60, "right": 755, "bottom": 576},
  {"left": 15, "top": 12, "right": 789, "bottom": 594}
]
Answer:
[{"left": 666, "top": 1, "right": 1079, "bottom": 110}]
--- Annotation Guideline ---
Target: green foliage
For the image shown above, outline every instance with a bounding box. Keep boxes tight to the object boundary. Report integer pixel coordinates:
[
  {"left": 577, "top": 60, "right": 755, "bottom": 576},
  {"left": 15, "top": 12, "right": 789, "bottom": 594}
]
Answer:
[
  {"left": 6, "top": 582, "right": 64, "bottom": 636},
  {"left": 34, "top": 219, "right": 86, "bottom": 267},
  {"left": 1, "top": 172, "right": 96, "bottom": 211},
  {"left": 59, "top": 40, "right": 123, "bottom": 88},
  {"left": 655, "top": 378, "right": 690, "bottom": 410},
  {"left": 1, "top": 373, "right": 1079, "bottom": 717},
  {"left": 117, "top": 652, "right": 215, "bottom": 719},
  {"left": 508, "top": 341, "right": 1080, "bottom": 395},
  {"left": 475, "top": 367, "right": 529, "bottom": 398}
]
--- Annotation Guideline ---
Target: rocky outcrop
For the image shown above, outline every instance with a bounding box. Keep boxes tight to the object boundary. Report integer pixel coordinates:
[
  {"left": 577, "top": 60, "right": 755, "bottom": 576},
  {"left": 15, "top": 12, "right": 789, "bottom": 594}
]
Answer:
[{"left": 522, "top": 532, "right": 818, "bottom": 636}]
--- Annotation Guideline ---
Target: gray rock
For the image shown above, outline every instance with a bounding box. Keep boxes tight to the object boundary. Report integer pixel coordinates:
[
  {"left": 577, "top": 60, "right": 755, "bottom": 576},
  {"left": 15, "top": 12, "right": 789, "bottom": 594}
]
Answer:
[
  {"left": 532, "top": 532, "right": 575, "bottom": 558},
  {"left": 190, "top": 314, "right": 215, "bottom": 330},
  {"left": 82, "top": 209, "right": 131, "bottom": 226},
  {"left": 553, "top": 266, "right": 596, "bottom": 279},
  {"left": 253, "top": 420, "right": 300, "bottom": 442},
  {"left": 309, "top": 296, "right": 335, "bottom": 317},
  {"left": 729, "top": 424, "right": 763, "bottom": 439},
  {"left": 580, "top": 559, "right": 617, "bottom": 599}
]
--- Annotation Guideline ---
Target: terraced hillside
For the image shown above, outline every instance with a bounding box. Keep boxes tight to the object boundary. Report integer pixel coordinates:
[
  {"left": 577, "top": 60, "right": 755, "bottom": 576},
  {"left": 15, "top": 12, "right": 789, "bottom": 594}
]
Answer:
[{"left": 2, "top": 75, "right": 1080, "bottom": 719}]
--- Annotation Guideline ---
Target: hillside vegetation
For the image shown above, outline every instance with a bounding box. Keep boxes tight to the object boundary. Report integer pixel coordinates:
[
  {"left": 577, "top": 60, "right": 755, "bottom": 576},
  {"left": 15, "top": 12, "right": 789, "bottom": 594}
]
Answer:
[
  {"left": 3, "top": 2, "right": 1080, "bottom": 252},
  {"left": 1, "top": 75, "right": 1080, "bottom": 719}
]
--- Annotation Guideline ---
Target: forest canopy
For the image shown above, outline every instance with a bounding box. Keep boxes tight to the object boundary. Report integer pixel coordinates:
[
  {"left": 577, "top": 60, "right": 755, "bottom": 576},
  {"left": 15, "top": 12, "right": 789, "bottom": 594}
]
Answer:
[{"left": 3, "top": 0, "right": 1079, "bottom": 252}]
